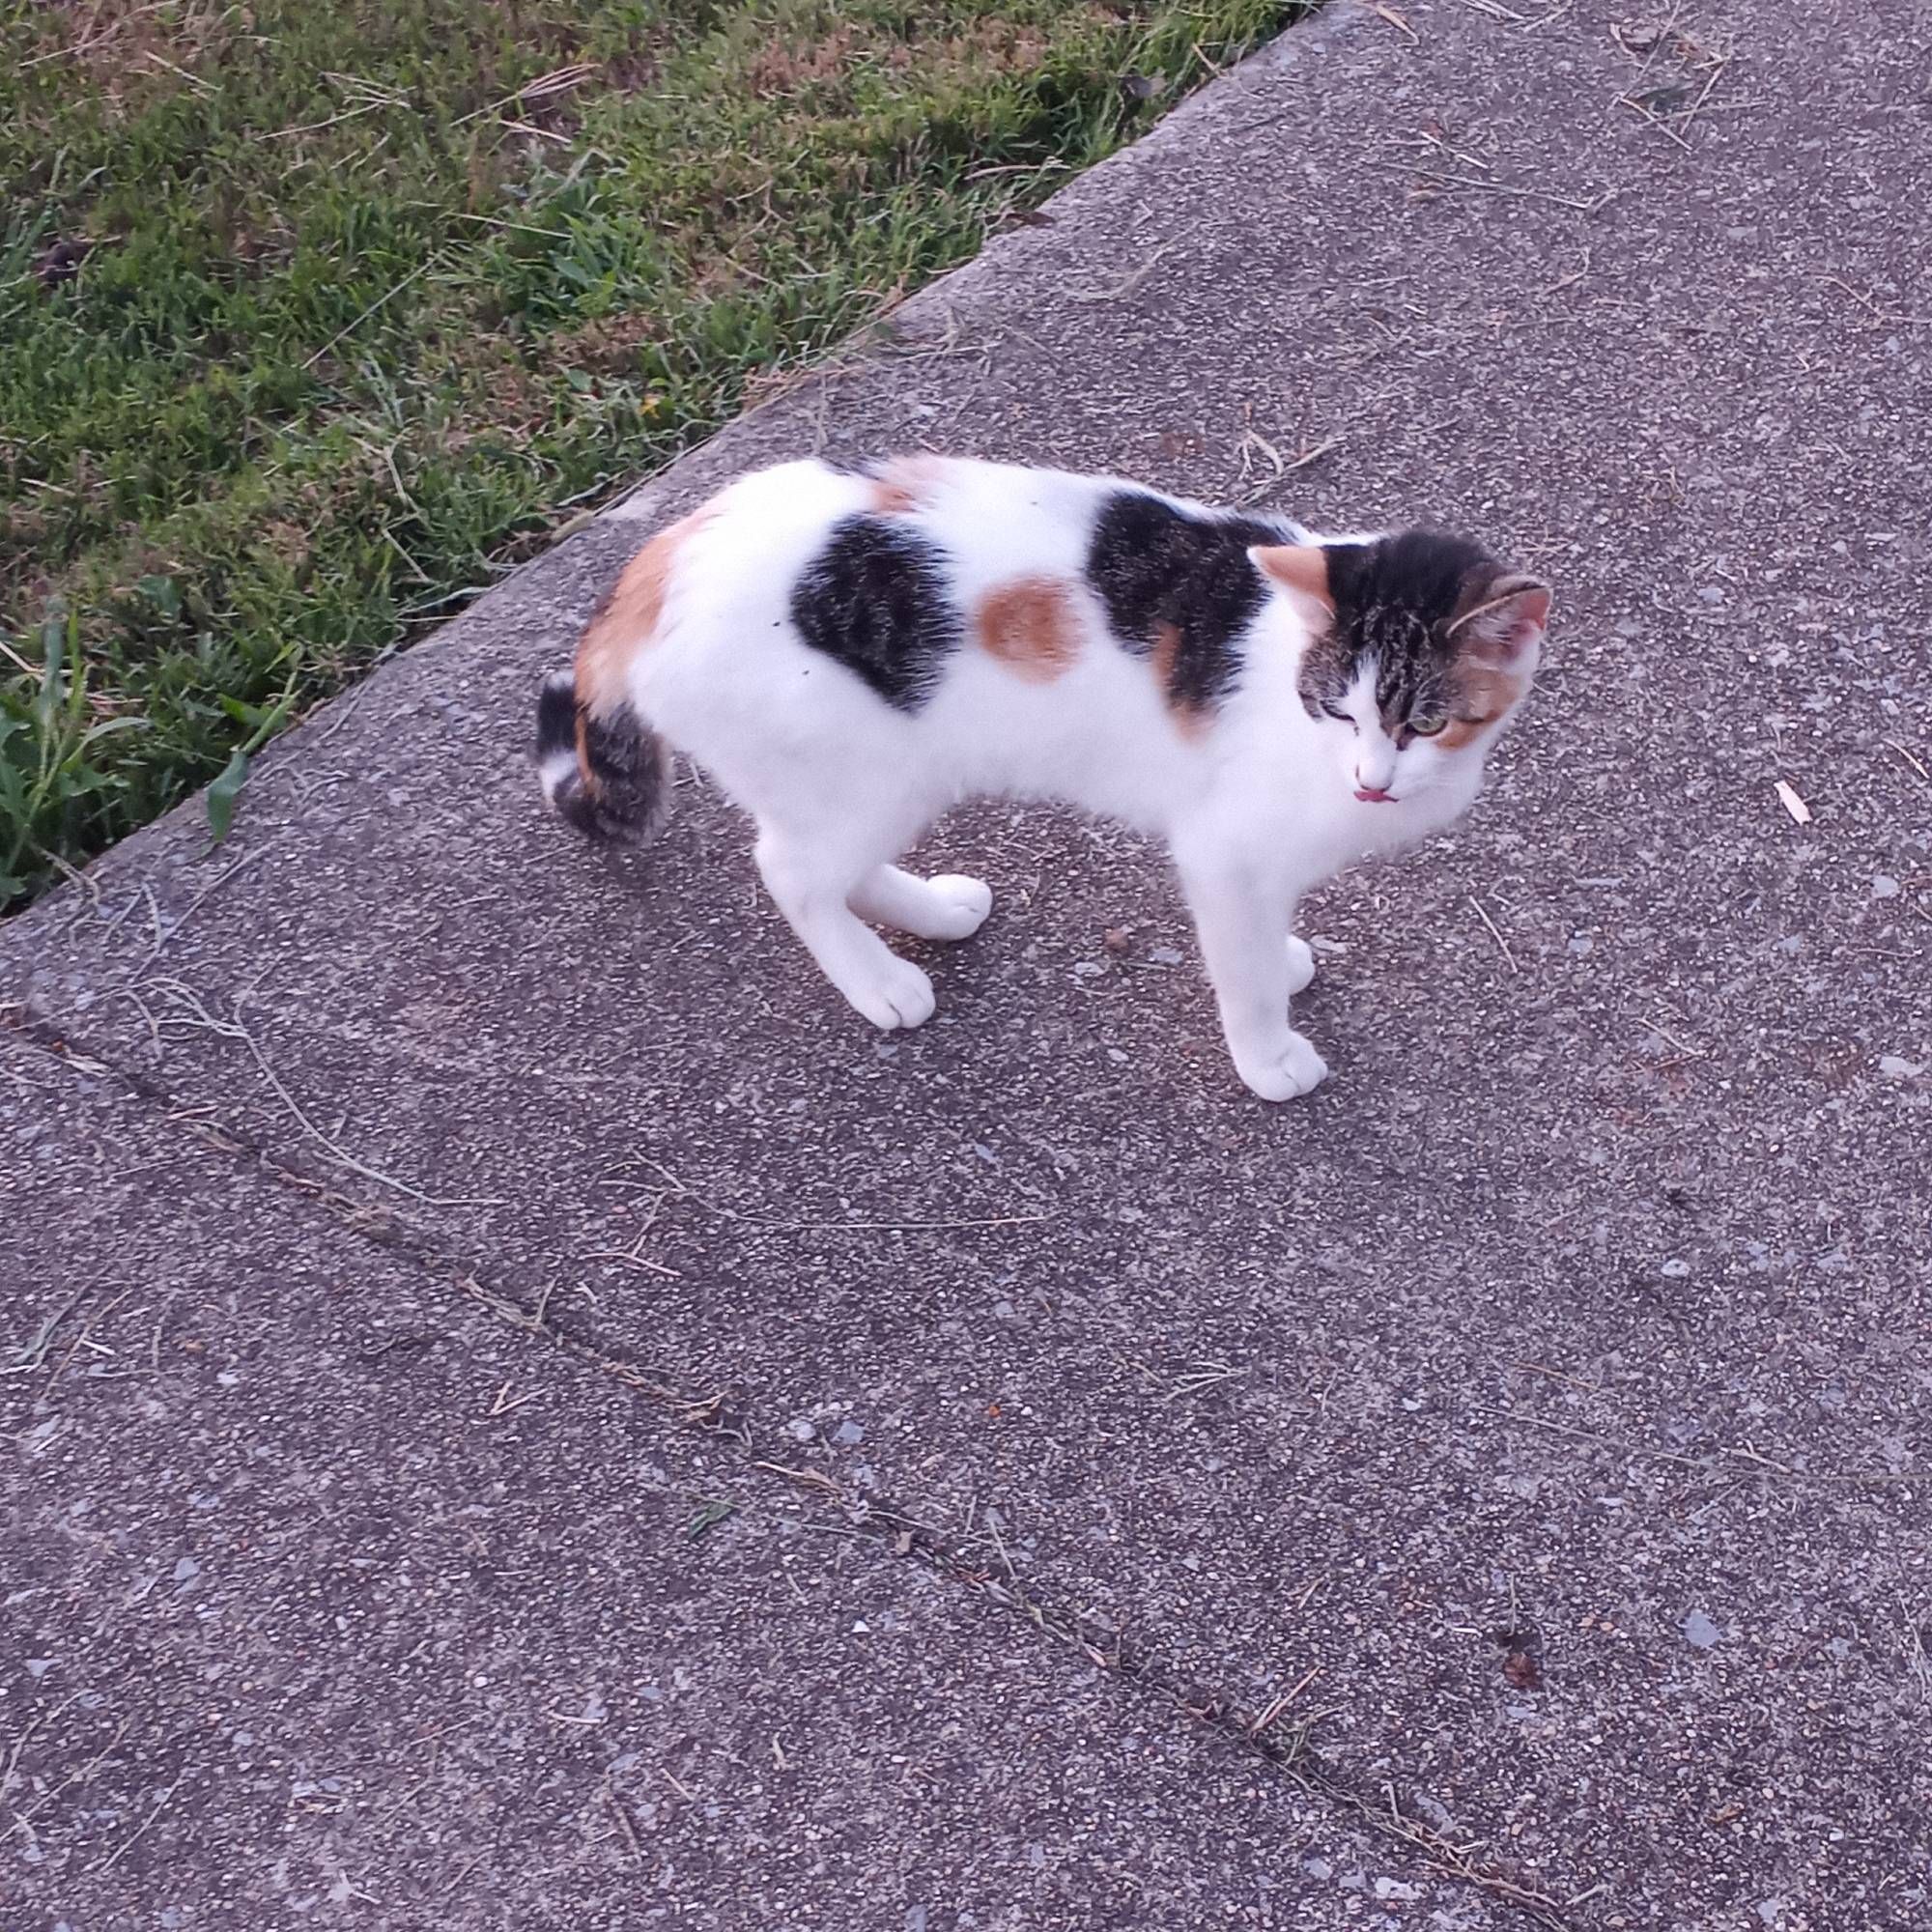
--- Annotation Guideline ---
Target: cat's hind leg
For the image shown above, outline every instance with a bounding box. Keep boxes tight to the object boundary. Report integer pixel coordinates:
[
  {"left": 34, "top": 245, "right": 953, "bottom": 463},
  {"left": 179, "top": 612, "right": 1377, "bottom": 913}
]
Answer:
[
  {"left": 753, "top": 824, "right": 937, "bottom": 1030},
  {"left": 850, "top": 866, "right": 992, "bottom": 942}
]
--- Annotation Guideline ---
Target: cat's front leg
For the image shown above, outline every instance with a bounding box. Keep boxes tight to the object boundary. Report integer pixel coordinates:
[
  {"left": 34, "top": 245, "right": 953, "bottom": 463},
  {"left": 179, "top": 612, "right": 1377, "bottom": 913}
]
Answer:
[{"left": 1174, "top": 843, "right": 1328, "bottom": 1102}]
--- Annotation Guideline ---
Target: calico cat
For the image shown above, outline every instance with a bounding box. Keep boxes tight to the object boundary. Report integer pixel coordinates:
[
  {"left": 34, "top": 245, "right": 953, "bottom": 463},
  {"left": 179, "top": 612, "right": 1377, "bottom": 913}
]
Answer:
[{"left": 536, "top": 455, "right": 1548, "bottom": 1100}]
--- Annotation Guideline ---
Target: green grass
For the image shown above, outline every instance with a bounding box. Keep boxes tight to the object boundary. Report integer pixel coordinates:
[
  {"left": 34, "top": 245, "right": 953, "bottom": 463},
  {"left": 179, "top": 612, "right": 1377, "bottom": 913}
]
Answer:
[{"left": 0, "top": 0, "right": 1302, "bottom": 909}]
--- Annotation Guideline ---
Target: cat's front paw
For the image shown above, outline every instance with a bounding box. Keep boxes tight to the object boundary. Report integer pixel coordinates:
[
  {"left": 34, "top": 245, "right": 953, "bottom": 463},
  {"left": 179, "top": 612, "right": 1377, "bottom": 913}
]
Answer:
[
  {"left": 846, "top": 954, "right": 936, "bottom": 1031},
  {"left": 1285, "top": 934, "right": 1317, "bottom": 997},
  {"left": 1234, "top": 1031, "right": 1328, "bottom": 1102},
  {"left": 923, "top": 874, "right": 993, "bottom": 941}
]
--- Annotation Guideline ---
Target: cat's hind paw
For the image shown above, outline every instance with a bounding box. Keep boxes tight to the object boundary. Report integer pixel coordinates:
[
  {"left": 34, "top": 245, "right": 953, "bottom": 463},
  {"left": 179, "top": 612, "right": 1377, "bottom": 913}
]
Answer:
[
  {"left": 852, "top": 867, "right": 993, "bottom": 942},
  {"left": 921, "top": 874, "right": 993, "bottom": 941}
]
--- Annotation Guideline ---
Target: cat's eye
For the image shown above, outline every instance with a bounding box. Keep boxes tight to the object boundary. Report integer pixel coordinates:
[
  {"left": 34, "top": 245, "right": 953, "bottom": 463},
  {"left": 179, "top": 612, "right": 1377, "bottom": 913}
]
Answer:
[
  {"left": 1320, "top": 700, "right": 1351, "bottom": 723},
  {"left": 1407, "top": 713, "right": 1449, "bottom": 737}
]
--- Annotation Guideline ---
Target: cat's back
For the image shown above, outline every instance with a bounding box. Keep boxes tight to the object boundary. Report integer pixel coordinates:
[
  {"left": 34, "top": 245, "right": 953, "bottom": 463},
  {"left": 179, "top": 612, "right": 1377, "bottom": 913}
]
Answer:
[
  {"left": 633, "top": 454, "right": 1120, "bottom": 673},
  {"left": 677, "top": 452, "right": 1205, "bottom": 600},
  {"left": 626, "top": 452, "right": 1237, "bottom": 717}
]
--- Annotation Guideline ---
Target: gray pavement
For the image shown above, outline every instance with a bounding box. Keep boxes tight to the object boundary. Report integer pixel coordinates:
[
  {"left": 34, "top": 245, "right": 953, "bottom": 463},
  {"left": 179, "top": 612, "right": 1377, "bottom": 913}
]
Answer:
[
  {"left": 3, "top": 1054, "right": 1508, "bottom": 1929},
  {"left": 5, "top": 2, "right": 1930, "bottom": 1927}
]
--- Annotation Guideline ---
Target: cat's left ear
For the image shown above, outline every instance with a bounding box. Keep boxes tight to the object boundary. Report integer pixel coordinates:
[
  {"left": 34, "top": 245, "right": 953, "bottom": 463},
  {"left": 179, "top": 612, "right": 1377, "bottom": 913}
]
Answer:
[
  {"left": 1249, "top": 544, "right": 1335, "bottom": 635},
  {"left": 1450, "top": 573, "right": 1549, "bottom": 666}
]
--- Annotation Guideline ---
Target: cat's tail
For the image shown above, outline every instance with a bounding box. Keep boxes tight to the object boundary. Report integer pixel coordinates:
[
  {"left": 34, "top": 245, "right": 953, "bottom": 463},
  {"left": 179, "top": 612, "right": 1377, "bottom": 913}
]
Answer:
[{"left": 534, "top": 668, "right": 671, "bottom": 845}]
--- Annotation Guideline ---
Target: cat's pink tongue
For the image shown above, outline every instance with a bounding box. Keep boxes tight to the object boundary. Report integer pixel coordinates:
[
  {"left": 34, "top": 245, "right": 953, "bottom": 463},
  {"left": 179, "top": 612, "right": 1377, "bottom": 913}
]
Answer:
[{"left": 1354, "top": 786, "right": 1396, "bottom": 804}]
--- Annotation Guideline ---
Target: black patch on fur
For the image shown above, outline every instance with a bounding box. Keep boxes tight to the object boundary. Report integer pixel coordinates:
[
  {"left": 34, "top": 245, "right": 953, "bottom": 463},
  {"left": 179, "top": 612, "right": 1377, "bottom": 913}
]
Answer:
[
  {"left": 1085, "top": 493, "right": 1290, "bottom": 712},
  {"left": 536, "top": 670, "right": 578, "bottom": 757},
  {"left": 535, "top": 672, "right": 668, "bottom": 844},
  {"left": 1302, "top": 529, "right": 1497, "bottom": 726},
  {"left": 790, "top": 515, "right": 962, "bottom": 711}
]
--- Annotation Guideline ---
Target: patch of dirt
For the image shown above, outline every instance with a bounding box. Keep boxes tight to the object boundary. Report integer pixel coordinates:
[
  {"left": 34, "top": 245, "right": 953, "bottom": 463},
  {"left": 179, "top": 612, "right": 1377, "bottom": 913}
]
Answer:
[
  {"left": 17, "top": 0, "right": 241, "bottom": 117},
  {"left": 550, "top": 308, "right": 661, "bottom": 375},
  {"left": 436, "top": 341, "right": 553, "bottom": 443},
  {"left": 257, "top": 520, "right": 315, "bottom": 572},
  {"left": 746, "top": 26, "right": 857, "bottom": 99},
  {"left": 31, "top": 237, "right": 96, "bottom": 288},
  {"left": 603, "top": 53, "right": 660, "bottom": 98},
  {"left": 953, "top": 17, "right": 1054, "bottom": 74}
]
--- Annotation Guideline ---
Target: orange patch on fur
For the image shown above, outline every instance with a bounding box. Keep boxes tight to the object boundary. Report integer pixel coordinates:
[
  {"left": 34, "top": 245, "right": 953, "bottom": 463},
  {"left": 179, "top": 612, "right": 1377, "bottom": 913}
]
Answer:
[
  {"left": 975, "top": 577, "right": 1079, "bottom": 682},
  {"left": 1151, "top": 621, "right": 1209, "bottom": 740},
  {"left": 867, "top": 454, "right": 953, "bottom": 518},
  {"left": 575, "top": 505, "right": 713, "bottom": 718},
  {"left": 1435, "top": 664, "right": 1526, "bottom": 750},
  {"left": 1433, "top": 716, "right": 1494, "bottom": 752}
]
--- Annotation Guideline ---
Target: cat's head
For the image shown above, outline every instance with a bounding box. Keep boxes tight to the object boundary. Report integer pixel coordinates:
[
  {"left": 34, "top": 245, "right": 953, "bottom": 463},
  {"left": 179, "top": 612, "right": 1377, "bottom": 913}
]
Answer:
[{"left": 1251, "top": 532, "right": 1548, "bottom": 806}]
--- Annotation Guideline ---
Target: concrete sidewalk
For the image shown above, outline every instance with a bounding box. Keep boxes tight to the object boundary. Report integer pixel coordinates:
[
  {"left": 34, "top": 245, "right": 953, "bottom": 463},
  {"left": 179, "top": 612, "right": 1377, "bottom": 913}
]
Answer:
[{"left": 6, "top": 3, "right": 1929, "bottom": 1927}]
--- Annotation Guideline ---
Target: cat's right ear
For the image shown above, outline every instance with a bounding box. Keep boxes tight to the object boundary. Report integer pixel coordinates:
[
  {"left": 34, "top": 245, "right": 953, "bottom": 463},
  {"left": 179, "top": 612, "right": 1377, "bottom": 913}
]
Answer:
[
  {"left": 1249, "top": 544, "right": 1335, "bottom": 636},
  {"left": 1449, "top": 573, "right": 1549, "bottom": 667}
]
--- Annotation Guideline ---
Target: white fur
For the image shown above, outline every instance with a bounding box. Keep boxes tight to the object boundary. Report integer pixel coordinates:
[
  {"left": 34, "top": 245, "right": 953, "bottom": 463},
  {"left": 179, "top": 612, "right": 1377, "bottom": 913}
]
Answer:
[
  {"left": 620, "top": 458, "right": 1535, "bottom": 1099},
  {"left": 536, "top": 749, "right": 578, "bottom": 807}
]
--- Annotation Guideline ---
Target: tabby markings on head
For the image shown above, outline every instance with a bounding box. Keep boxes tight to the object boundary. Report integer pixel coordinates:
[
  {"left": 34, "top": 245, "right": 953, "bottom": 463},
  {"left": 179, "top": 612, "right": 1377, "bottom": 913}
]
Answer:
[{"left": 1285, "top": 529, "right": 1547, "bottom": 744}]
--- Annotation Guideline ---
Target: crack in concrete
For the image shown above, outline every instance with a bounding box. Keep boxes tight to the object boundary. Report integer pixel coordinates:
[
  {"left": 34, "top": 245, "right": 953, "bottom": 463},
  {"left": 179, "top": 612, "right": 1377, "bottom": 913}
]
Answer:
[{"left": 9, "top": 1007, "right": 1580, "bottom": 1927}]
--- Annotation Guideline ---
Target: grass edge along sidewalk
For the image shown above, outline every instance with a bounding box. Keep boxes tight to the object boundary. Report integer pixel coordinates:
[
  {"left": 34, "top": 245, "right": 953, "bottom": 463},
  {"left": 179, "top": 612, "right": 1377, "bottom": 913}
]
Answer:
[{"left": 0, "top": 0, "right": 1308, "bottom": 910}]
